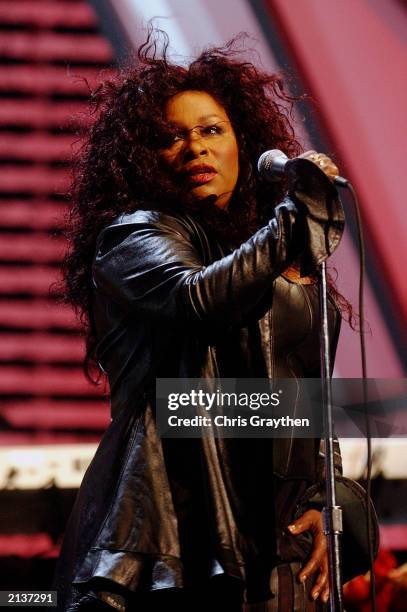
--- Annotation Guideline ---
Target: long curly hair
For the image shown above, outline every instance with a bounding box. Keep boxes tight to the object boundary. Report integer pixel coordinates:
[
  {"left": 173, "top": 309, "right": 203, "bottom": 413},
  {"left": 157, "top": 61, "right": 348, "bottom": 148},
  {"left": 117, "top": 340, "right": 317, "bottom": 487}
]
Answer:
[{"left": 60, "top": 31, "right": 355, "bottom": 382}]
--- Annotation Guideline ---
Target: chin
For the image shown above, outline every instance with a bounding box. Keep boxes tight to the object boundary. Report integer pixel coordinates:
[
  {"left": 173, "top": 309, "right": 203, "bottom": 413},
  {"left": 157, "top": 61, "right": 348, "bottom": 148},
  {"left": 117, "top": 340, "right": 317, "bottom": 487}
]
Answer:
[
  {"left": 190, "top": 186, "right": 231, "bottom": 209},
  {"left": 191, "top": 184, "right": 216, "bottom": 199}
]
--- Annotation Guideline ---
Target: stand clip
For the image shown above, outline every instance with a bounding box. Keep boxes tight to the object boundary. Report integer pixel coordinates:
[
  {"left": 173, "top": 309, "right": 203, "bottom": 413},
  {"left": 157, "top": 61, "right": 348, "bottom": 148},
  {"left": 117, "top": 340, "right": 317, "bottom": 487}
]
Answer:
[{"left": 322, "top": 506, "right": 343, "bottom": 535}]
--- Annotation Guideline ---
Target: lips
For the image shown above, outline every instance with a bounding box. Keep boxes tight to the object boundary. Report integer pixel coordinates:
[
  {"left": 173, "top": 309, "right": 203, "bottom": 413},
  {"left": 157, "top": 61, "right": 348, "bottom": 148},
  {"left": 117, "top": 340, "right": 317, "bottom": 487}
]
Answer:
[{"left": 185, "top": 164, "right": 217, "bottom": 186}]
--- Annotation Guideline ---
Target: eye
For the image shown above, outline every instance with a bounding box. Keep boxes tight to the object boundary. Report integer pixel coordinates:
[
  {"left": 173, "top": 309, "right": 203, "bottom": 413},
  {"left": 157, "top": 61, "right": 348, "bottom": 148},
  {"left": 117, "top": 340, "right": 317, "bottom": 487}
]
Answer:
[
  {"left": 202, "top": 124, "right": 223, "bottom": 136},
  {"left": 159, "top": 126, "right": 186, "bottom": 148},
  {"left": 172, "top": 130, "right": 186, "bottom": 142}
]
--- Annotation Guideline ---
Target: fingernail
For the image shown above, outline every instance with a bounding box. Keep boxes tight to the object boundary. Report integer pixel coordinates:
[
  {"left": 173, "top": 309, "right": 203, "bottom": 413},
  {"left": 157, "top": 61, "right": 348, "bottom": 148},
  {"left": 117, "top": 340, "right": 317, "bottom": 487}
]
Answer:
[
  {"left": 288, "top": 524, "right": 296, "bottom": 532},
  {"left": 300, "top": 574, "right": 307, "bottom": 583},
  {"left": 312, "top": 591, "right": 319, "bottom": 600}
]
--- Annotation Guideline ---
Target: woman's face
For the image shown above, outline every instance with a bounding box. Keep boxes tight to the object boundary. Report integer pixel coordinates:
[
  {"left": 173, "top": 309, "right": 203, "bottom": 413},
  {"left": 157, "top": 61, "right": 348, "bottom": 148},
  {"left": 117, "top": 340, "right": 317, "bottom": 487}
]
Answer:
[{"left": 160, "top": 90, "right": 239, "bottom": 209}]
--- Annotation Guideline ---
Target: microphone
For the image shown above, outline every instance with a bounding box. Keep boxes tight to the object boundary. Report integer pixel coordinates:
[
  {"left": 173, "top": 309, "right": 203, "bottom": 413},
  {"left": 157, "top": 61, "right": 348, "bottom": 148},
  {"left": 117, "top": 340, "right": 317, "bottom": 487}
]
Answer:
[{"left": 257, "top": 149, "right": 349, "bottom": 187}]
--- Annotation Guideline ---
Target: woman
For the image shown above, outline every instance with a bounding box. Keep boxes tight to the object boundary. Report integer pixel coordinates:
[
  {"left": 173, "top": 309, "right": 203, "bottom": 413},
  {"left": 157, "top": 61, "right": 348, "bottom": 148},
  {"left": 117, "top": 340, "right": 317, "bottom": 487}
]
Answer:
[{"left": 54, "top": 35, "right": 377, "bottom": 611}]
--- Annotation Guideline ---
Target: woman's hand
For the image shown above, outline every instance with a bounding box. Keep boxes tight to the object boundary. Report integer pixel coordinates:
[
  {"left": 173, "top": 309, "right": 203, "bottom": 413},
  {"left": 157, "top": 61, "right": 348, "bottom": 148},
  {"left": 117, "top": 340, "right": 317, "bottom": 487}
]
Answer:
[
  {"left": 299, "top": 150, "right": 339, "bottom": 183},
  {"left": 288, "top": 509, "right": 329, "bottom": 603}
]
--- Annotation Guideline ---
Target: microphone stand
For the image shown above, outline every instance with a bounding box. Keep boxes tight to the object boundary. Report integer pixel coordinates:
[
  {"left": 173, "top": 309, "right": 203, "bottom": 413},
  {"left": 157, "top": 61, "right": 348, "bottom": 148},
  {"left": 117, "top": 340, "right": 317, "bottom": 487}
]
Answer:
[{"left": 318, "top": 261, "right": 343, "bottom": 611}]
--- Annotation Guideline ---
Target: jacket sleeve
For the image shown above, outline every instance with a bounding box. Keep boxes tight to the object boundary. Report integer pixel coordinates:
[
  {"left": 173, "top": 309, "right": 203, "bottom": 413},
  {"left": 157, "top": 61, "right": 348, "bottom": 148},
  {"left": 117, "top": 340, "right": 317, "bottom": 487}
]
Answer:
[
  {"left": 92, "top": 161, "right": 344, "bottom": 329},
  {"left": 92, "top": 199, "right": 301, "bottom": 328}
]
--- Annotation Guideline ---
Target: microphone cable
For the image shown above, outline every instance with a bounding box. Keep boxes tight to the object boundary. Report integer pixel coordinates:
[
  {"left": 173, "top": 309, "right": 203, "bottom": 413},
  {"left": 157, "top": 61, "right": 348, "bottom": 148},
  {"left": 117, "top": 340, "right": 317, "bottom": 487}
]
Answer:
[{"left": 341, "top": 180, "right": 377, "bottom": 611}]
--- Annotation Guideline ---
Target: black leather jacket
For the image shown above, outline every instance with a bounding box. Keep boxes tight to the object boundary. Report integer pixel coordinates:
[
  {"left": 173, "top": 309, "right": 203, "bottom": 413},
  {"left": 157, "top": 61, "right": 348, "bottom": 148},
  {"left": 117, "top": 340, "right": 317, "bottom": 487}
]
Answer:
[{"left": 54, "top": 160, "right": 378, "bottom": 610}]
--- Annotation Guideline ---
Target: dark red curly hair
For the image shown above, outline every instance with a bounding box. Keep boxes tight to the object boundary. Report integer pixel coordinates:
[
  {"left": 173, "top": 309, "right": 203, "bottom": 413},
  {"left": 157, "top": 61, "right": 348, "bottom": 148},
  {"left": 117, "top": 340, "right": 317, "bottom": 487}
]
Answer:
[{"left": 60, "top": 32, "right": 354, "bottom": 381}]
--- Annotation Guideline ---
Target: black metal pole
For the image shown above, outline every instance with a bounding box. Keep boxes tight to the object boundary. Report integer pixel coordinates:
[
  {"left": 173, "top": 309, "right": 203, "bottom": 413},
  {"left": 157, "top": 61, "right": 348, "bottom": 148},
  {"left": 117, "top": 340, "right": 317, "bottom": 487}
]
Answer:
[{"left": 318, "top": 261, "right": 343, "bottom": 611}]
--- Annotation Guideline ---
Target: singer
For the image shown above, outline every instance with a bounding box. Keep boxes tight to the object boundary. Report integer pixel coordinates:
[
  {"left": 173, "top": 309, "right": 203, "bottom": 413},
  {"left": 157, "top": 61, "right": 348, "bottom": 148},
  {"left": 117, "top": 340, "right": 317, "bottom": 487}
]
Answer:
[{"left": 54, "top": 33, "right": 377, "bottom": 611}]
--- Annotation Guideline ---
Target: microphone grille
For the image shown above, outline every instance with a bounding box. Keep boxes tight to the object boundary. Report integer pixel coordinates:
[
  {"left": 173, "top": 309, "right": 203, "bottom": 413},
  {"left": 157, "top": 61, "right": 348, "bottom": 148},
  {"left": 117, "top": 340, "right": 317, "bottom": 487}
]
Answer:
[{"left": 257, "top": 149, "right": 288, "bottom": 176}]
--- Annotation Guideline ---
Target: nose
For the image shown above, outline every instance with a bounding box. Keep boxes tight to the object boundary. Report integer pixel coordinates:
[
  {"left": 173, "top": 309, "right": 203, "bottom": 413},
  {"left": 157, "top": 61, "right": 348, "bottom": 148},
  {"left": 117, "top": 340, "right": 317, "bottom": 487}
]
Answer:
[{"left": 182, "top": 129, "right": 207, "bottom": 160}]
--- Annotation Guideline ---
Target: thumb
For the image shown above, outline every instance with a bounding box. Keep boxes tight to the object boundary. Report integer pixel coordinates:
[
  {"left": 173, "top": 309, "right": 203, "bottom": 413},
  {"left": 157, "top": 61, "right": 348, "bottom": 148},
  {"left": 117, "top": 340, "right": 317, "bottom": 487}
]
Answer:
[
  {"left": 287, "top": 520, "right": 309, "bottom": 535},
  {"left": 287, "top": 510, "right": 321, "bottom": 536}
]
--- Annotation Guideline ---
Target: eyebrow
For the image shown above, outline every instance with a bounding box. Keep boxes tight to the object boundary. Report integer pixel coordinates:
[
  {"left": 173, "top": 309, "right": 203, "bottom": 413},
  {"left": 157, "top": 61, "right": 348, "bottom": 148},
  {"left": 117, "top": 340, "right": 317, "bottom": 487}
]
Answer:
[
  {"left": 196, "top": 114, "right": 225, "bottom": 123},
  {"left": 169, "top": 114, "right": 227, "bottom": 128}
]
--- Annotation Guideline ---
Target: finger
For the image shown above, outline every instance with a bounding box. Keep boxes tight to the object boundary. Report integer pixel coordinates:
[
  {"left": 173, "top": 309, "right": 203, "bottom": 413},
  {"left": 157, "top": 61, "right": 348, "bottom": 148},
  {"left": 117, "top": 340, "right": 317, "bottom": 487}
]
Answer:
[
  {"left": 288, "top": 509, "right": 323, "bottom": 535},
  {"left": 315, "top": 157, "right": 338, "bottom": 173},
  {"left": 300, "top": 150, "right": 317, "bottom": 158},
  {"left": 298, "top": 553, "right": 324, "bottom": 583},
  {"left": 298, "top": 150, "right": 320, "bottom": 163},
  {"left": 324, "top": 164, "right": 340, "bottom": 177},
  {"left": 310, "top": 561, "right": 329, "bottom": 600},
  {"left": 307, "top": 152, "right": 338, "bottom": 172},
  {"left": 328, "top": 162, "right": 339, "bottom": 174},
  {"left": 287, "top": 518, "right": 312, "bottom": 535},
  {"left": 298, "top": 536, "right": 326, "bottom": 581},
  {"left": 318, "top": 164, "right": 340, "bottom": 182},
  {"left": 321, "top": 585, "right": 330, "bottom": 603},
  {"left": 312, "top": 562, "right": 328, "bottom": 589}
]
